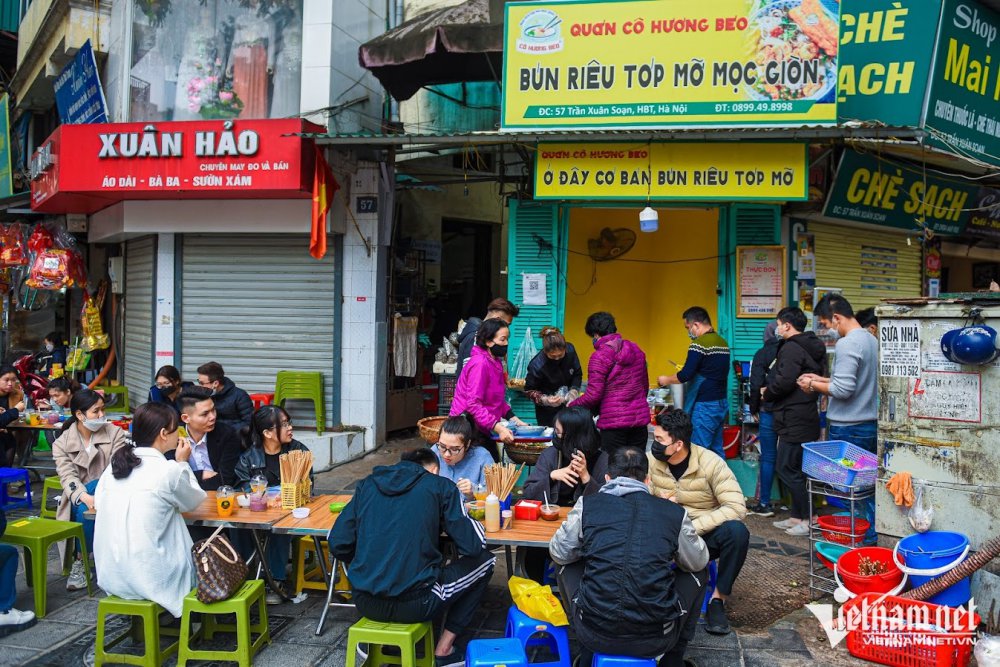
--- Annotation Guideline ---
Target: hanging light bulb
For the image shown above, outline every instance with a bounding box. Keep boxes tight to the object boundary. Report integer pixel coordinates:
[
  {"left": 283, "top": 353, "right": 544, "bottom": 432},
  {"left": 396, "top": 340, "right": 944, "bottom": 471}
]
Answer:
[{"left": 639, "top": 206, "right": 659, "bottom": 233}]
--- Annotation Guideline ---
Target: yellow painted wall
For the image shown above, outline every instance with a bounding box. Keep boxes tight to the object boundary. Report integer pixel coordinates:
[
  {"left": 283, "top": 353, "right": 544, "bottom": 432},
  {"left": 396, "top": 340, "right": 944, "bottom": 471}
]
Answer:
[{"left": 564, "top": 208, "right": 720, "bottom": 382}]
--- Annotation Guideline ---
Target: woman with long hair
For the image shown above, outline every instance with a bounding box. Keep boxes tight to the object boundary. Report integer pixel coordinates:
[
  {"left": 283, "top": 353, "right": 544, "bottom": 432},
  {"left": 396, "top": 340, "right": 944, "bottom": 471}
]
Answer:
[
  {"left": 147, "top": 365, "right": 194, "bottom": 414},
  {"left": 94, "top": 402, "right": 206, "bottom": 617},
  {"left": 524, "top": 327, "right": 583, "bottom": 427},
  {"left": 232, "top": 405, "right": 314, "bottom": 603},
  {"left": 433, "top": 414, "right": 494, "bottom": 499},
  {"left": 521, "top": 405, "right": 608, "bottom": 581},
  {"left": 51, "top": 389, "right": 128, "bottom": 592}
]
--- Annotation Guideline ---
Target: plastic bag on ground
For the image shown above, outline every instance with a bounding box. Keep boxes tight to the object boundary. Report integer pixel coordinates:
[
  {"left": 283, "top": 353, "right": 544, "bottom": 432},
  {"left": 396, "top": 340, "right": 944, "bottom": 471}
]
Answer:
[{"left": 508, "top": 575, "right": 569, "bottom": 626}]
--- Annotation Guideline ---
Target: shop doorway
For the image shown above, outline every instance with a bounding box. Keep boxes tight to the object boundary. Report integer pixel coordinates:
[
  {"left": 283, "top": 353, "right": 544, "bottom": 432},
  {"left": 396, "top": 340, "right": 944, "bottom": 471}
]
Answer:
[
  {"left": 433, "top": 219, "right": 497, "bottom": 342},
  {"left": 564, "top": 207, "right": 720, "bottom": 380}
]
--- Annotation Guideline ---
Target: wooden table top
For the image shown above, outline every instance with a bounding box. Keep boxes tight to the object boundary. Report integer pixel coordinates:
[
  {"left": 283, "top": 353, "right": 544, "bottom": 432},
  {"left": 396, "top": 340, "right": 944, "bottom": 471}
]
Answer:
[
  {"left": 182, "top": 491, "right": 292, "bottom": 529},
  {"left": 484, "top": 506, "right": 569, "bottom": 548},
  {"left": 271, "top": 494, "right": 353, "bottom": 535}
]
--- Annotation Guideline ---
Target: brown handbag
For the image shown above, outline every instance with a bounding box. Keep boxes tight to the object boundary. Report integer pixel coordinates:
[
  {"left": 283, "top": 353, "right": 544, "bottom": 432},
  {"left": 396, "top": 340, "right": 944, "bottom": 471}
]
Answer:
[{"left": 191, "top": 526, "right": 248, "bottom": 604}]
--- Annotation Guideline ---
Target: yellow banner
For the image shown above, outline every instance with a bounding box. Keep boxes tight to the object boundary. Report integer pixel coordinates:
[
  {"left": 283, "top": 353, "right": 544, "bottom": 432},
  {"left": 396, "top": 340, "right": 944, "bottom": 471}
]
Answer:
[
  {"left": 534, "top": 142, "right": 809, "bottom": 200},
  {"left": 503, "top": 0, "right": 839, "bottom": 130}
]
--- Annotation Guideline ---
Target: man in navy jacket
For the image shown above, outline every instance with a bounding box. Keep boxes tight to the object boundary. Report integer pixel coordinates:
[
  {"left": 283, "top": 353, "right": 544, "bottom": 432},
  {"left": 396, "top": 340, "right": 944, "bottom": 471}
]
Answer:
[{"left": 328, "top": 449, "right": 494, "bottom": 666}]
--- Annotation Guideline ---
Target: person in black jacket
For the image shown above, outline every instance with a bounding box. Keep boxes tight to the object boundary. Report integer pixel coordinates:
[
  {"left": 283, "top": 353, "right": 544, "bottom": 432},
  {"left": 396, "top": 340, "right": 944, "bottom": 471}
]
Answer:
[
  {"left": 763, "top": 307, "right": 827, "bottom": 537},
  {"left": 524, "top": 327, "right": 583, "bottom": 426},
  {"left": 168, "top": 387, "right": 241, "bottom": 491},
  {"left": 195, "top": 361, "right": 253, "bottom": 432},
  {"left": 747, "top": 322, "right": 779, "bottom": 517},
  {"left": 328, "top": 452, "right": 495, "bottom": 667},
  {"left": 521, "top": 406, "right": 607, "bottom": 581},
  {"left": 454, "top": 298, "right": 519, "bottom": 376},
  {"left": 549, "top": 447, "right": 709, "bottom": 667}
]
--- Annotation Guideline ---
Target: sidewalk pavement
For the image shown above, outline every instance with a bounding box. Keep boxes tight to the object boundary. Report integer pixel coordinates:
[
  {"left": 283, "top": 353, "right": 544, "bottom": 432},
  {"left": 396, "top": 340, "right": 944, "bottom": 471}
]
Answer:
[{"left": 0, "top": 436, "right": 870, "bottom": 666}]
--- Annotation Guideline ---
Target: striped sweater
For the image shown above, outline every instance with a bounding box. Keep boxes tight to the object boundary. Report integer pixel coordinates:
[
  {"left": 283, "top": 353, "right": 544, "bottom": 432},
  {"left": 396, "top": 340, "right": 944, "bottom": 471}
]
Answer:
[{"left": 676, "top": 331, "right": 731, "bottom": 402}]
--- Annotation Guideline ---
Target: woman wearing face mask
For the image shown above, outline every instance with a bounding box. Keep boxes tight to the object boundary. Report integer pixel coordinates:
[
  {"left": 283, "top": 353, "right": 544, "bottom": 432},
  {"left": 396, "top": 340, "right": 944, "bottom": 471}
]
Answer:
[
  {"left": 51, "top": 389, "right": 128, "bottom": 592},
  {"left": 147, "top": 365, "right": 193, "bottom": 415},
  {"left": 524, "top": 327, "right": 583, "bottom": 427},
  {"left": 521, "top": 406, "right": 608, "bottom": 581},
  {"left": 449, "top": 318, "right": 528, "bottom": 462}
]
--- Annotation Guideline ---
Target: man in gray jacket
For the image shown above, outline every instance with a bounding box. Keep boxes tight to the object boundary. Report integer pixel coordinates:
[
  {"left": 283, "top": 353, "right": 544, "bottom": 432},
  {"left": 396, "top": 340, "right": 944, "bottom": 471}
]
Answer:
[{"left": 550, "top": 447, "right": 709, "bottom": 667}]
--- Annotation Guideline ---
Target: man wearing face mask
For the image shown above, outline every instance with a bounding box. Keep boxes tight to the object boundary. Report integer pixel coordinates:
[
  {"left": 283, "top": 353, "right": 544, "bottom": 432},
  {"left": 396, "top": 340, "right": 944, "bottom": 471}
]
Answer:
[
  {"left": 657, "top": 307, "right": 731, "bottom": 460},
  {"left": 51, "top": 389, "right": 128, "bottom": 591},
  {"left": 195, "top": 361, "right": 254, "bottom": 433},
  {"left": 762, "top": 307, "right": 827, "bottom": 537},
  {"left": 647, "top": 408, "right": 748, "bottom": 637}
]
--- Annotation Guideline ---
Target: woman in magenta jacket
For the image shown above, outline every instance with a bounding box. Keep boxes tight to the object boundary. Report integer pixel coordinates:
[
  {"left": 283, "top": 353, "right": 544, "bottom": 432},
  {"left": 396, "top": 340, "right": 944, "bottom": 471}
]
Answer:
[
  {"left": 570, "top": 311, "right": 651, "bottom": 454},
  {"left": 449, "top": 318, "right": 528, "bottom": 462}
]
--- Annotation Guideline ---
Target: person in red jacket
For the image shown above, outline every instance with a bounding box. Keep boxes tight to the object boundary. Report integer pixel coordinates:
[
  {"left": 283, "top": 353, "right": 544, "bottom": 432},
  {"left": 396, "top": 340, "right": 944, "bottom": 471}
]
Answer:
[{"left": 570, "top": 312, "right": 651, "bottom": 454}]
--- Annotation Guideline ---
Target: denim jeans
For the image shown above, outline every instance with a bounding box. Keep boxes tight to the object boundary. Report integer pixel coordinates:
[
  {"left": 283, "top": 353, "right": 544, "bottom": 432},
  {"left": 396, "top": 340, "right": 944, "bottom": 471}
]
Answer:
[
  {"left": 829, "top": 421, "right": 878, "bottom": 542},
  {"left": 72, "top": 479, "right": 99, "bottom": 556},
  {"left": 0, "top": 544, "right": 17, "bottom": 611},
  {"left": 691, "top": 400, "right": 728, "bottom": 459},
  {"left": 757, "top": 411, "right": 777, "bottom": 506}
]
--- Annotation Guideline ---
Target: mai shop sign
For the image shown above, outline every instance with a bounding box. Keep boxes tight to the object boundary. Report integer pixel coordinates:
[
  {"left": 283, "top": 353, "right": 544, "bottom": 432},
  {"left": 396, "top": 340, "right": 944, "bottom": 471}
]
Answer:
[
  {"left": 30, "top": 118, "right": 324, "bottom": 214},
  {"left": 534, "top": 142, "right": 809, "bottom": 201},
  {"left": 924, "top": 0, "right": 1000, "bottom": 166},
  {"left": 502, "top": 0, "right": 839, "bottom": 130},
  {"left": 823, "top": 149, "right": 984, "bottom": 235}
]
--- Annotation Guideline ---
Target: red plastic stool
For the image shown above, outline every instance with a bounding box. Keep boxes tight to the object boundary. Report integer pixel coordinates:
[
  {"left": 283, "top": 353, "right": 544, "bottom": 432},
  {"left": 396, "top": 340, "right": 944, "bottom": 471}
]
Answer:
[{"left": 249, "top": 393, "right": 274, "bottom": 410}]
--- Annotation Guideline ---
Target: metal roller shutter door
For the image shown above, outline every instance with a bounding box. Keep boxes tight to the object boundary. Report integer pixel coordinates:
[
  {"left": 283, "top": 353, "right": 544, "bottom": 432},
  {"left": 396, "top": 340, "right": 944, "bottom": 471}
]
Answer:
[
  {"left": 123, "top": 236, "right": 156, "bottom": 409},
  {"left": 180, "top": 235, "right": 336, "bottom": 429},
  {"left": 813, "top": 223, "right": 922, "bottom": 309}
]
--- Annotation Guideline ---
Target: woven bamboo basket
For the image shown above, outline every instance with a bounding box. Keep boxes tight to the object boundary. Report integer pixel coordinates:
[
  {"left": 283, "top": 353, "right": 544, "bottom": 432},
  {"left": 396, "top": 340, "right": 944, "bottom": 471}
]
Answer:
[{"left": 417, "top": 415, "right": 448, "bottom": 444}]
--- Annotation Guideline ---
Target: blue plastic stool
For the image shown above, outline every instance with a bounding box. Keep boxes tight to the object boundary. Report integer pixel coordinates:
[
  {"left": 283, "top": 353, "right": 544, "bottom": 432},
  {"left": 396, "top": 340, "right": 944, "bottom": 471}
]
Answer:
[
  {"left": 505, "top": 606, "right": 571, "bottom": 667},
  {"left": 700, "top": 560, "right": 719, "bottom": 618},
  {"left": 466, "top": 638, "right": 528, "bottom": 667},
  {"left": 0, "top": 468, "right": 31, "bottom": 510},
  {"left": 592, "top": 655, "right": 657, "bottom": 667}
]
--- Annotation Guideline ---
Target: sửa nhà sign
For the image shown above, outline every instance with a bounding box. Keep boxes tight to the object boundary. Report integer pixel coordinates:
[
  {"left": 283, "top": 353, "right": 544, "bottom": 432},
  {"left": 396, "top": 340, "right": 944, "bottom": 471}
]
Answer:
[
  {"left": 30, "top": 118, "right": 323, "bottom": 214},
  {"left": 533, "top": 142, "right": 808, "bottom": 200},
  {"left": 502, "top": 0, "right": 839, "bottom": 130}
]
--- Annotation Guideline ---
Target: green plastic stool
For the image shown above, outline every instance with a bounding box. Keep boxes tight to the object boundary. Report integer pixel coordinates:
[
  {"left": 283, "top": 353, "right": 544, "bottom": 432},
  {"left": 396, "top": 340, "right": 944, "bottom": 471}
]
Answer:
[
  {"left": 273, "top": 371, "right": 325, "bottom": 434},
  {"left": 177, "top": 579, "right": 270, "bottom": 667},
  {"left": 95, "top": 596, "right": 181, "bottom": 667},
  {"left": 39, "top": 476, "right": 62, "bottom": 519},
  {"left": 345, "top": 618, "right": 434, "bottom": 667},
  {"left": 95, "top": 385, "right": 130, "bottom": 411},
  {"left": 0, "top": 517, "right": 93, "bottom": 617}
]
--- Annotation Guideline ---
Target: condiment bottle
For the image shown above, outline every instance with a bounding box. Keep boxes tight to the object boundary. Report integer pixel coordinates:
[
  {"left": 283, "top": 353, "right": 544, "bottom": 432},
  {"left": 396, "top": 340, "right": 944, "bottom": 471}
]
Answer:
[{"left": 485, "top": 493, "right": 500, "bottom": 533}]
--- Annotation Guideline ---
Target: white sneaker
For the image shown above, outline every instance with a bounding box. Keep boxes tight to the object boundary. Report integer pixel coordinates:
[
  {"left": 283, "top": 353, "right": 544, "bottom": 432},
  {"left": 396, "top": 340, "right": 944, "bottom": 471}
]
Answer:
[
  {"left": 785, "top": 522, "right": 810, "bottom": 537},
  {"left": 772, "top": 518, "right": 796, "bottom": 530},
  {"left": 0, "top": 608, "right": 36, "bottom": 636},
  {"left": 66, "top": 559, "right": 88, "bottom": 591}
]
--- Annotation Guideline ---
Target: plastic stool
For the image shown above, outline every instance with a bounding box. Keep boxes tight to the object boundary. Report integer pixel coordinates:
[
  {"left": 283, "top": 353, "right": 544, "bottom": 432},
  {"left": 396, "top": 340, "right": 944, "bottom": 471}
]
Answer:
[
  {"left": 273, "top": 371, "right": 324, "bottom": 434},
  {"left": 249, "top": 393, "right": 274, "bottom": 410},
  {"left": 345, "top": 618, "right": 434, "bottom": 667},
  {"left": 176, "top": 579, "right": 270, "bottom": 667},
  {"left": 0, "top": 517, "right": 93, "bottom": 617},
  {"left": 505, "top": 606, "right": 571, "bottom": 667},
  {"left": 95, "top": 385, "right": 130, "bottom": 411},
  {"left": 292, "top": 536, "right": 351, "bottom": 596},
  {"left": 39, "top": 476, "right": 62, "bottom": 519},
  {"left": 95, "top": 596, "right": 180, "bottom": 667},
  {"left": 701, "top": 560, "right": 719, "bottom": 617},
  {"left": 592, "top": 656, "right": 657, "bottom": 667},
  {"left": 0, "top": 468, "right": 32, "bottom": 510},
  {"left": 466, "top": 638, "right": 528, "bottom": 667}
]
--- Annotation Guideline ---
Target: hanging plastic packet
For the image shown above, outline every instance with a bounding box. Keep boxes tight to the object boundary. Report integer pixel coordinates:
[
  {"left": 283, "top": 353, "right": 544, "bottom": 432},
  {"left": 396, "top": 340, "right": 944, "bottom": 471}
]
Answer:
[
  {"left": 0, "top": 224, "right": 29, "bottom": 268},
  {"left": 81, "top": 292, "right": 110, "bottom": 351},
  {"left": 907, "top": 484, "right": 934, "bottom": 533},
  {"left": 507, "top": 327, "right": 538, "bottom": 390}
]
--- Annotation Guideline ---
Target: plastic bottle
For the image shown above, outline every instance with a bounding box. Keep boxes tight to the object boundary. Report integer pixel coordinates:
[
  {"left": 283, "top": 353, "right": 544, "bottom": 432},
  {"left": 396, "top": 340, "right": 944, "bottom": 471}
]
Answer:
[{"left": 485, "top": 493, "right": 500, "bottom": 533}]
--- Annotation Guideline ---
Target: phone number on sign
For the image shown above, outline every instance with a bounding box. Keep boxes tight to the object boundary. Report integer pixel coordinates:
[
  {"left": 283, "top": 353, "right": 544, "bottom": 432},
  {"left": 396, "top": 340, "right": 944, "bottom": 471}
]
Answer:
[
  {"left": 882, "top": 364, "right": 919, "bottom": 377},
  {"left": 715, "top": 102, "right": 794, "bottom": 113}
]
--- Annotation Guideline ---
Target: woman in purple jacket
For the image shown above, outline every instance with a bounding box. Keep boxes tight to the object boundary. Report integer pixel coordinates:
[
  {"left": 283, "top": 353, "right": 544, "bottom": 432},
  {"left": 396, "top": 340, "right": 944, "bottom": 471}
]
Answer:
[
  {"left": 569, "top": 311, "right": 651, "bottom": 454},
  {"left": 449, "top": 318, "right": 528, "bottom": 462}
]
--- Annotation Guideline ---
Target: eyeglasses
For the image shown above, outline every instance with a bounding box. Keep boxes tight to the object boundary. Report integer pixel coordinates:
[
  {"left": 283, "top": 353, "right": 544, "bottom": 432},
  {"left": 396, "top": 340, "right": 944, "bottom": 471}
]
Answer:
[
  {"left": 197, "top": 380, "right": 214, "bottom": 387},
  {"left": 437, "top": 444, "right": 465, "bottom": 456}
]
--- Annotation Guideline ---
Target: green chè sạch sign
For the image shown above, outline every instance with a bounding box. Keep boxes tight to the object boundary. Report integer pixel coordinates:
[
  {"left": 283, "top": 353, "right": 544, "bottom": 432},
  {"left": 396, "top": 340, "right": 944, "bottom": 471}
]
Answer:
[{"left": 824, "top": 149, "right": 977, "bottom": 235}]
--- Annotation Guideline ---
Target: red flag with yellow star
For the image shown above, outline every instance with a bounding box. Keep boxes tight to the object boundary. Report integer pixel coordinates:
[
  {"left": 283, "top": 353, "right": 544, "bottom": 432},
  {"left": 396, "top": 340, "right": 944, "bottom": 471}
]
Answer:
[{"left": 310, "top": 146, "right": 339, "bottom": 259}]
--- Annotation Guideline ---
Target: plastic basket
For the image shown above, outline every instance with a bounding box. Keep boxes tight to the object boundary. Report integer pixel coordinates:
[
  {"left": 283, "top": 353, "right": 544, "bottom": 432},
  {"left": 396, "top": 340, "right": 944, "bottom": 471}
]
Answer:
[
  {"left": 438, "top": 373, "right": 458, "bottom": 407},
  {"left": 802, "top": 440, "right": 878, "bottom": 491},
  {"left": 817, "top": 513, "right": 870, "bottom": 546},
  {"left": 281, "top": 478, "right": 311, "bottom": 510},
  {"left": 843, "top": 593, "right": 978, "bottom": 667}
]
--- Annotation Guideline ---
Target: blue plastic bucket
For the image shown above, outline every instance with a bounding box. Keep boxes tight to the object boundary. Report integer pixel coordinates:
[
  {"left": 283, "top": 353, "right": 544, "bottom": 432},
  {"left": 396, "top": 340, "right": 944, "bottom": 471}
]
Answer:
[{"left": 895, "top": 531, "right": 971, "bottom": 607}]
